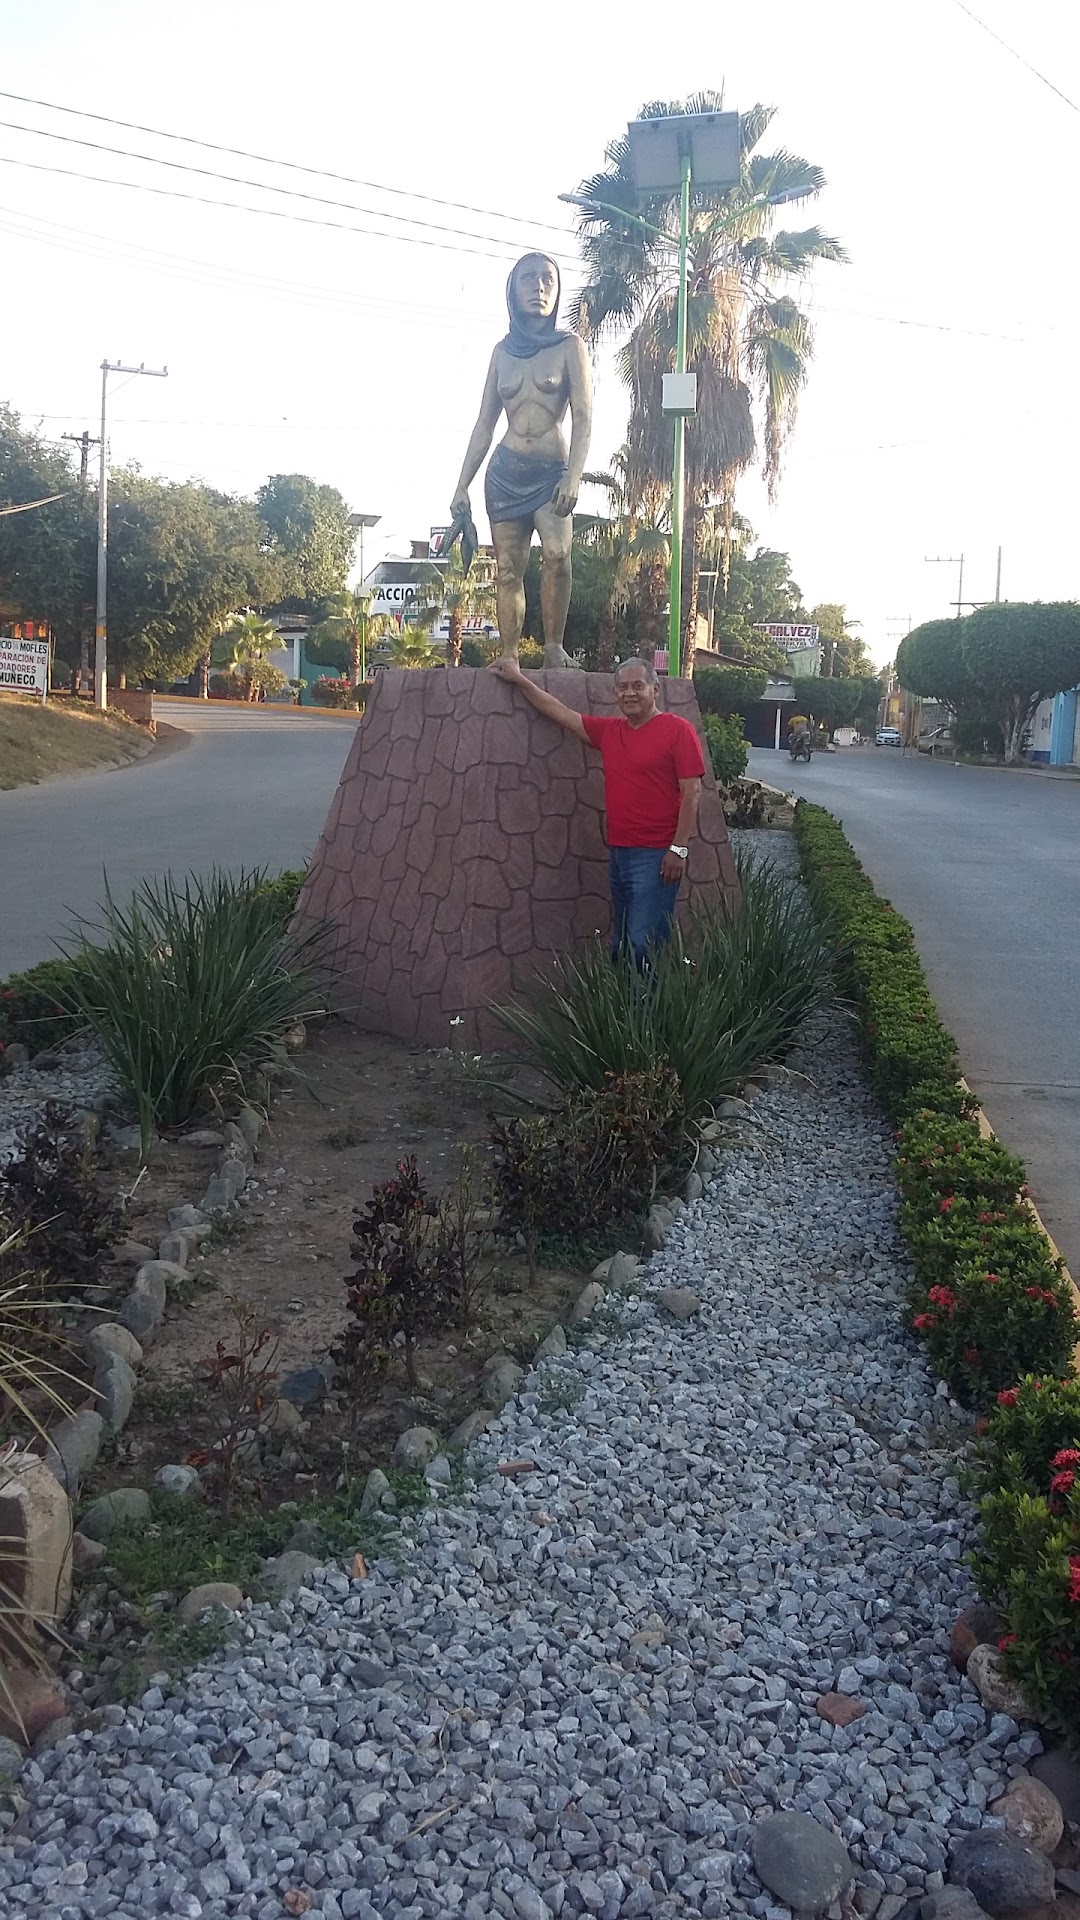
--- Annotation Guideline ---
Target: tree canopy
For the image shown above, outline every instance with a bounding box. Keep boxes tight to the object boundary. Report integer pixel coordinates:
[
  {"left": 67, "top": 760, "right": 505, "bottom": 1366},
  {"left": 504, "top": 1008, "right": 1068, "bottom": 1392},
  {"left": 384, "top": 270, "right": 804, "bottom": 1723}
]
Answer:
[
  {"left": 897, "top": 604, "right": 1080, "bottom": 762},
  {"left": 255, "top": 474, "right": 356, "bottom": 607}
]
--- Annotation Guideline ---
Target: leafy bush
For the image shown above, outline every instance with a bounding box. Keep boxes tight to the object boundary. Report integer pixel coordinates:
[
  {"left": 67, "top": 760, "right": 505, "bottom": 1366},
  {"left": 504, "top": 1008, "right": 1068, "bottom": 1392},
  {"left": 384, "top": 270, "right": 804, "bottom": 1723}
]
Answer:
[
  {"left": 310, "top": 676, "right": 358, "bottom": 709},
  {"left": 489, "top": 1064, "right": 681, "bottom": 1280},
  {"left": 721, "top": 778, "right": 768, "bottom": 829},
  {"left": 334, "top": 1157, "right": 463, "bottom": 1393},
  {"left": 1, "top": 1101, "right": 118, "bottom": 1291},
  {"left": 493, "top": 850, "right": 826, "bottom": 1130},
  {"left": 702, "top": 713, "right": 749, "bottom": 786},
  {"left": 908, "top": 1261, "right": 1078, "bottom": 1404},
  {"left": 0, "top": 958, "right": 85, "bottom": 1053},
  {"left": 694, "top": 665, "right": 768, "bottom": 712},
  {"left": 58, "top": 868, "right": 328, "bottom": 1148}
]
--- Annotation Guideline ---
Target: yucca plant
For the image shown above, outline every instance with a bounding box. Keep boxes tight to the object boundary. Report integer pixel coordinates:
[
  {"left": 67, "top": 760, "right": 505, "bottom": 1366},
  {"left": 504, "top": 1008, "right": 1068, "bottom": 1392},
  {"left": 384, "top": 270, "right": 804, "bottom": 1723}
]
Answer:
[
  {"left": 492, "top": 851, "right": 826, "bottom": 1127},
  {"left": 58, "top": 868, "right": 328, "bottom": 1150}
]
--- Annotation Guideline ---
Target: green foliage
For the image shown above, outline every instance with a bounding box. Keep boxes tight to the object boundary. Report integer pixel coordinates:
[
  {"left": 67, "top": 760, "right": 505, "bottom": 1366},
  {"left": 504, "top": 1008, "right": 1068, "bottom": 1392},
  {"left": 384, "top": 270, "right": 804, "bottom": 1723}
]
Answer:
[
  {"left": 694, "top": 666, "right": 769, "bottom": 712},
  {"left": 2, "top": 1101, "right": 118, "bottom": 1292},
  {"left": 493, "top": 851, "right": 826, "bottom": 1130},
  {"left": 58, "top": 868, "right": 326, "bottom": 1147},
  {"left": 0, "top": 407, "right": 96, "bottom": 674},
  {"left": 701, "top": 713, "right": 749, "bottom": 785},
  {"left": 256, "top": 474, "right": 357, "bottom": 605},
  {"left": 310, "top": 675, "right": 359, "bottom": 709},
  {"left": 790, "top": 675, "right": 877, "bottom": 734},
  {"left": 0, "top": 957, "right": 85, "bottom": 1051},
  {"left": 974, "top": 1376, "right": 1080, "bottom": 1506},
  {"left": 489, "top": 1065, "right": 680, "bottom": 1281},
  {"left": 460, "top": 634, "right": 498, "bottom": 668}
]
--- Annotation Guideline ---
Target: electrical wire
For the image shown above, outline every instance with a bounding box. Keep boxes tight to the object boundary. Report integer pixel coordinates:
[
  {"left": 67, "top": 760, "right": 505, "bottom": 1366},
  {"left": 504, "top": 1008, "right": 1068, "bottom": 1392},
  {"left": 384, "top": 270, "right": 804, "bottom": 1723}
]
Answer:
[
  {"left": 0, "top": 87, "right": 576, "bottom": 237},
  {"left": 0, "top": 116, "right": 575, "bottom": 254},
  {"left": 0, "top": 150, "right": 579, "bottom": 265},
  {"left": 950, "top": 0, "right": 1079, "bottom": 114}
]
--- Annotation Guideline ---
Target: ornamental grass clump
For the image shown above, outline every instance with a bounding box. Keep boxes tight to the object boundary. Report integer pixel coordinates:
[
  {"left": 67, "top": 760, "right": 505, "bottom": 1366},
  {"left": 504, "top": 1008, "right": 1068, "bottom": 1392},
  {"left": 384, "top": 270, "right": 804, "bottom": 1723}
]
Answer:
[
  {"left": 57, "top": 868, "right": 325, "bottom": 1149},
  {"left": 492, "top": 852, "right": 826, "bottom": 1132}
]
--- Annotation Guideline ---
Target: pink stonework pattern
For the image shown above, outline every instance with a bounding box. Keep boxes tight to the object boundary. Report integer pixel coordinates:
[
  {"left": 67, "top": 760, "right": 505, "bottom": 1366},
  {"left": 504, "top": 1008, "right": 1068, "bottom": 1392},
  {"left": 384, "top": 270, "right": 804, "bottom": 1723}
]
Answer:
[{"left": 297, "top": 668, "right": 740, "bottom": 1049}]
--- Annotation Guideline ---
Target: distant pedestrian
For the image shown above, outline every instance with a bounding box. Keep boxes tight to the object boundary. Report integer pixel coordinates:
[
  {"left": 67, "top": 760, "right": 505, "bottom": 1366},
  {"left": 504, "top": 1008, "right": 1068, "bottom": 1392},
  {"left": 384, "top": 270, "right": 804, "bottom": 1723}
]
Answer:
[{"left": 488, "top": 656, "right": 703, "bottom": 966}]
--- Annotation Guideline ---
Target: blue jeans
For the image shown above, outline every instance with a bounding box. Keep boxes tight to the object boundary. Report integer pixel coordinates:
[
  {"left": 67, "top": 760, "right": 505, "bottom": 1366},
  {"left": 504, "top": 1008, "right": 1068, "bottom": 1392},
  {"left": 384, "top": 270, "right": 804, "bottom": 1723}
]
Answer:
[{"left": 609, "top": 847, "right": 681, "bottom": 970}]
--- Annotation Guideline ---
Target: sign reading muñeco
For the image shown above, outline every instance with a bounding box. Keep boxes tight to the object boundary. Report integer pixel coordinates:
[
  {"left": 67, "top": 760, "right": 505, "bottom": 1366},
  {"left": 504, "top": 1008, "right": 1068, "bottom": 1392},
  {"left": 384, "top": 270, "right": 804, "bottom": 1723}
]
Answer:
[{"left": 0, "top": 635, "right": 49, "bottom": 695}]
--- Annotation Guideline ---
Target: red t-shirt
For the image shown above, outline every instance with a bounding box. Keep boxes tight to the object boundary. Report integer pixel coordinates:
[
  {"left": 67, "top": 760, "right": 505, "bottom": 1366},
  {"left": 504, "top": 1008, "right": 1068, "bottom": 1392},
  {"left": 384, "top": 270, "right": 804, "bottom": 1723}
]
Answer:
[{"left": 581, "top": 711, "right": 705, "bottom": 848}]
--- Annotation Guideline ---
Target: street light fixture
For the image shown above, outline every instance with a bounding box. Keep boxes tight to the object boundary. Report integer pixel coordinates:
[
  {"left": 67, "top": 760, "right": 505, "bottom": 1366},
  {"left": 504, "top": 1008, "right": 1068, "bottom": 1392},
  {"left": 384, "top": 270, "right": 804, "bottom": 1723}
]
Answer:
[
  {"left": 563, "top": 110, "right": 742, "bottom": 677},
  {"left": 349, "top": 512, "right": 381, "bottom": 685}
]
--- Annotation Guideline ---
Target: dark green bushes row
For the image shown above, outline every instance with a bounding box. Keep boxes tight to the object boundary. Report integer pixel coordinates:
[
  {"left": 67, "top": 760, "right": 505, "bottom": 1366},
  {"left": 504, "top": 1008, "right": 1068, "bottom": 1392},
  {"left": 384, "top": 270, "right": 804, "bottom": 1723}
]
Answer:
[{"left": 795, "top": 801, "right": 1080, "bottom": 1731}]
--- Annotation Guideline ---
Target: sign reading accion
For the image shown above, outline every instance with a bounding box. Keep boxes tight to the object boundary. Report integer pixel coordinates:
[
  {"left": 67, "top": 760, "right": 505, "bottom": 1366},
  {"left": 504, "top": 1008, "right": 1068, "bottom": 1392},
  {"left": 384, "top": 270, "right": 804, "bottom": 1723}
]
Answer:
[
  {"left": 369, "top": 582, "right": 420, "bottom": 614},
  {"left": 753, "top": 622, "right": 820, "bottom": 647},
  {"left": 0, "top": 634, "right": 49, "bottom": 695}
]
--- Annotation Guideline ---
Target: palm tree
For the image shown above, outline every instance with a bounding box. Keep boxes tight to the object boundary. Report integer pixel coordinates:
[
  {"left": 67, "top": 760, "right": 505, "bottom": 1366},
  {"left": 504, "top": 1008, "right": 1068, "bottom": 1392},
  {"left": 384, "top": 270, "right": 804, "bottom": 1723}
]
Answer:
[
  {"left": 207, "top": 610, "right": 278, "bottom": 701},
  {"left": 434, "top": 548, "right": 497, "bottom": 666},
  {"left": 384, "top": 626, "right": 443, "bottom": 669},
  {"left": 569, "top": 95, "right": 846, "bottom": 673},
  {"left": 307, "top": 587, "right": 375, "bottom": 687},
  {"left": 579, "top": 463, "right": 669, "bottom": 669}
]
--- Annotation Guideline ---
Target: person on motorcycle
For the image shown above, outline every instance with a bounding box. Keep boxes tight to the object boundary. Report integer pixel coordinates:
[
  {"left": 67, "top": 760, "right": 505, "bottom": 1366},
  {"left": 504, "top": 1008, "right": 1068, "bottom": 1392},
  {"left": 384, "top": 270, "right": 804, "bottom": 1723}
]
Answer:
[{"left": 788, "top": 720, "right": 812, "bottom": 759}]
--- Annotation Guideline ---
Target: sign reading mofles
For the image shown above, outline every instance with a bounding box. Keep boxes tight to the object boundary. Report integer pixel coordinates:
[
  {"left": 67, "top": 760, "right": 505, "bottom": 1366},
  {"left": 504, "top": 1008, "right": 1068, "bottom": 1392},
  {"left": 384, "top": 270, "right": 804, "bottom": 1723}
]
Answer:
[{"left": 0, "top": 635, "right": 49, "bottom": 694}]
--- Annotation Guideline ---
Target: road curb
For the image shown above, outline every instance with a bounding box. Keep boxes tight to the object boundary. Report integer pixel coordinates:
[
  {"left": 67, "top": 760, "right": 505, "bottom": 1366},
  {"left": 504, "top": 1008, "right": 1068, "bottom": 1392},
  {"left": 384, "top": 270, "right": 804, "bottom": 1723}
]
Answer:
[{"left": 961, "top": 1077, "right": 1080, "bottom": 1345}]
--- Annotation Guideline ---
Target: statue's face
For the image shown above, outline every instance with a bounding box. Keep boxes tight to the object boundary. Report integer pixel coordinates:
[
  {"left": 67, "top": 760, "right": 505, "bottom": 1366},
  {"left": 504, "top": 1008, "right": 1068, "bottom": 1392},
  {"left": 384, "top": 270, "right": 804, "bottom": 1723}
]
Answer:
[{"left": 512, "top": 256, "right": 559, "bottom": 322}]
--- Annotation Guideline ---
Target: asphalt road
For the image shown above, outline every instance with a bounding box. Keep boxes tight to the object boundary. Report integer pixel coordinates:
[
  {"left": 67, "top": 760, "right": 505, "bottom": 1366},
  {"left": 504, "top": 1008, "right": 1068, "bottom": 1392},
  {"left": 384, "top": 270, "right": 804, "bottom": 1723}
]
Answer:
[
  {"left": 0, "top": 700, "right": 359, "bottom": 977},
  {"left": 750, "top": 743, "right": 1080, "bottom": 1274}
]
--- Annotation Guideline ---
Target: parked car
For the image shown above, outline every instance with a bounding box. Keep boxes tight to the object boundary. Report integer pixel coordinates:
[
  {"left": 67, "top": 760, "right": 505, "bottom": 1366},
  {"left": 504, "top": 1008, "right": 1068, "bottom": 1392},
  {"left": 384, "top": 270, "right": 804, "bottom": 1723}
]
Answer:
[
  {"left": 875, "top": 726, "right": 902, "bottom": 747},
  {"left": 917, "top": 724, "right": 954, "bottom": 756}
]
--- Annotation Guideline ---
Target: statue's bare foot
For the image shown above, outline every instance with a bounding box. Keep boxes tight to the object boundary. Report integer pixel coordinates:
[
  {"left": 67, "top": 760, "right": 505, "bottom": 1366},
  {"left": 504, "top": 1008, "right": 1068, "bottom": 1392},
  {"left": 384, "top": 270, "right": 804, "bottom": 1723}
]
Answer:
[{"left": 543, "top": 644, "right": 578, "bottom": 669}]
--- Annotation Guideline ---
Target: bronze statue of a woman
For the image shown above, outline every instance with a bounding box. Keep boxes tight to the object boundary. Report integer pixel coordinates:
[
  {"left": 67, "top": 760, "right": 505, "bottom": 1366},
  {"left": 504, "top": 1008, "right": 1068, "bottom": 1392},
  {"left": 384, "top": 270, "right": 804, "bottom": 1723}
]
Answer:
[{"left": 451, "top": 252, "right": 593, "bottom": 666}]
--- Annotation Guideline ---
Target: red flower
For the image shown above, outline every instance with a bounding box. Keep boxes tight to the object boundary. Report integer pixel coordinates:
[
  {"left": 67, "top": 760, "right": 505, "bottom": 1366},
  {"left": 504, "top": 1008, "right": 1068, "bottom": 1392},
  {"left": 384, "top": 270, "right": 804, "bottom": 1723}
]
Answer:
[
  {"left": 982, "top": 1272, "right": 1002, "bottom": 1285},
  {"left": 974, "top": 1418, "right": 990, "bottom": 1436},
  {"left": 1068, "top": 1557, "right": 1080, "bottom": 1605},
  {"left": 939, "top": 1196, "right": 955, "bottom": 1213},
  {"left": 913, "top": 1313, "right": 936, "bottom": 1331},
  {"left": 997, "top": 1389, "right": 1019, "bottom": 1407},
  {"left": 1025, "top": 1286, "right": 1058, "bottom": 1308},
  {"left": 928, "top": 1285, "right": 959, "bottom": 1313},
  {"left": 962, "top": 1347, "right": 982, "bottom": 1366},
  {"left": 998, "top": 1634, "right": 1018, "bottom": 1650},
  {"left": 1051, "top": 1470, "right": 1076, "bottom": 1497}
]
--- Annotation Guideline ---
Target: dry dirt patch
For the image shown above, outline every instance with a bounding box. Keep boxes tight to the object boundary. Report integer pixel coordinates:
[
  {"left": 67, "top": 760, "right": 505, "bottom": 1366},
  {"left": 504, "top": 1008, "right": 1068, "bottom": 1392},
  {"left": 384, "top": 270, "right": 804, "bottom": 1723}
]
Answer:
[
  {"left": 0, "top": 694, "right": 151, "bottom": 790},
  {"left": 92, "top": 1021, "right": 604, "bottom": 1506}
]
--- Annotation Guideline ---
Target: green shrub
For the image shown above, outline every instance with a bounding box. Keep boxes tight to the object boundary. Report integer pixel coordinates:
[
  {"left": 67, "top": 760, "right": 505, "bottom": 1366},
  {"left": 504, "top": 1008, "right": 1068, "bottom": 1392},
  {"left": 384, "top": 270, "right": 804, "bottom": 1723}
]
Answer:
[
  {"left": 909, "top": 1261, "right": 1078, "bottom": 1404},
  {"left": 59, "top": 868, "right": 327, "bottom": 1148},
  {"left": 492, "top": 850, "right": 826, "bottom": 1129},
  {"left": 701, "top": 713, "right": 749, "bottom": 786},
  {"left": 0, "top": 957, "right": 86, "bottom": 1052},
  {"left": 310, "top": 676, "right": 358, "bottom": 709},
  {"left": 489, "top": 1064, "right": 681, "bottom": 1280},
  {"left": 694, "top": 665, "right": 768, "bottom": 713},
  {"left": 974, "top": 1376, "right": 1080, "bottom": 1502}
]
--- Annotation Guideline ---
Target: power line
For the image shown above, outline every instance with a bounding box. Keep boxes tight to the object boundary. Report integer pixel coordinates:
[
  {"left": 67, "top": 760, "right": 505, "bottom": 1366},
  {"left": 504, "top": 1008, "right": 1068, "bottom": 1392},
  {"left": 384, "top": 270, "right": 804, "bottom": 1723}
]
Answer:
[
  {"left": 951, "top": 0, "right": 1079, "bottom": 114},
  {"left": 0, "top": 116, "right": 573, "bottom": 254},
  {"left": 0, "top": 88, "right": 575, "bottom": 237},
  {"left": 0, "top": 150, "right": 578, "bottom": 266}
]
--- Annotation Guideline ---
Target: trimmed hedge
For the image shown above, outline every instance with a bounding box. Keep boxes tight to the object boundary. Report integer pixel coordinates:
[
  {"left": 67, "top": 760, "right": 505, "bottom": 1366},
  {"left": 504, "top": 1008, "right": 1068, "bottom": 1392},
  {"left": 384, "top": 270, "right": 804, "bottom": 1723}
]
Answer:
[
  {"left": 0, "top": 869, "right": 307, "bottom": 1056},
  {"left": 795, "top": 801, "right": 1080, "bottom": 1729}
]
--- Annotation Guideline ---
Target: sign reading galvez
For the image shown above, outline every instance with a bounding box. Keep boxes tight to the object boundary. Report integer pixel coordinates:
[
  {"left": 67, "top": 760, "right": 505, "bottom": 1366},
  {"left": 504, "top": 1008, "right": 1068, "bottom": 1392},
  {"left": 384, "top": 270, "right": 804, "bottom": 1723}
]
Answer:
[
  {"left": 753, "top": 622, "right": 820, "bottom": 646},
  {"left": 0, "top": 635, "right": 49, "bottom": 694}
]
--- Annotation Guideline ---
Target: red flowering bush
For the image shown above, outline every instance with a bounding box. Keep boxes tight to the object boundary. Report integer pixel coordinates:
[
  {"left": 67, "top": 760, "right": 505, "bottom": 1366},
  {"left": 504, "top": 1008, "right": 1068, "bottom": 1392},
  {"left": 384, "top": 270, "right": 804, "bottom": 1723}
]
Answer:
[{"left": 909, "top": 1261, "right": 1079, "bottom": 1404}]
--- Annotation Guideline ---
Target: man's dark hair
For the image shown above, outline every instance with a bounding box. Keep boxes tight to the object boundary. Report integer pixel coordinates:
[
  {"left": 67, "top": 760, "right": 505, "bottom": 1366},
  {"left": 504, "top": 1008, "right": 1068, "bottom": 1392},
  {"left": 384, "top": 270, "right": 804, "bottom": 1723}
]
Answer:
[{"left": 614, "top": 657, "right": 657, "bottom": 687}]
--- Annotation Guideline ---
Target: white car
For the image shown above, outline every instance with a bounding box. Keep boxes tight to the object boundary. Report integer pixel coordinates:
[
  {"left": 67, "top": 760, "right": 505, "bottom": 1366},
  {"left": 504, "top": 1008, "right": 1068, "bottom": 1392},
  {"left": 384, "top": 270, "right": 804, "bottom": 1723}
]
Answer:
[{"left": 876, "top": 726, "right": 902, "bottom": 747}]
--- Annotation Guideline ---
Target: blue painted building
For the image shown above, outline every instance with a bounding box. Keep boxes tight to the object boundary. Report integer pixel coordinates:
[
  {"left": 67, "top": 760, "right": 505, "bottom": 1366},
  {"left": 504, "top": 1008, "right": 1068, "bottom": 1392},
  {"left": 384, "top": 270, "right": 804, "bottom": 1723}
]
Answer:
[{"left": 1030, "top": 689, "right": 1079, "bottom": 766}]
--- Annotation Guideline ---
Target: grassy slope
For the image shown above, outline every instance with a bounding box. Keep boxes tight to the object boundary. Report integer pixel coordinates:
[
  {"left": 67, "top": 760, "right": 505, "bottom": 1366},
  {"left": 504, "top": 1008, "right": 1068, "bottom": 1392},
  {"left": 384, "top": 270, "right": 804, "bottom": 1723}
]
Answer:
[{"left": 0, "top": 695, "right": 151, "bottom": 790}]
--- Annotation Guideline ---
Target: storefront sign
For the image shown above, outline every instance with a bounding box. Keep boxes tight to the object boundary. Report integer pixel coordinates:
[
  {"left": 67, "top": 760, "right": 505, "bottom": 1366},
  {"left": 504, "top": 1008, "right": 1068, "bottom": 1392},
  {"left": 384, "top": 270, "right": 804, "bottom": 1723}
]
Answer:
[
  {"left": 369, "top": 582, "right": 421, "bottom": 613},
  {"left": 0, "top": 634, "right": 49, "bottom": 695},
  {"left": 753, "top": 622, "right": 820, "bottom": 646}
]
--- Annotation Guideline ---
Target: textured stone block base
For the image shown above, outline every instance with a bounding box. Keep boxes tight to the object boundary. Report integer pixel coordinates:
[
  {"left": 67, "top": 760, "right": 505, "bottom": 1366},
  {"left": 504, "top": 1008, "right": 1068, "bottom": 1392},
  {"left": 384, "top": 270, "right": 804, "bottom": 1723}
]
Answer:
[{"left": 297, "top": 668, "right": 739, "bottom": 1049}]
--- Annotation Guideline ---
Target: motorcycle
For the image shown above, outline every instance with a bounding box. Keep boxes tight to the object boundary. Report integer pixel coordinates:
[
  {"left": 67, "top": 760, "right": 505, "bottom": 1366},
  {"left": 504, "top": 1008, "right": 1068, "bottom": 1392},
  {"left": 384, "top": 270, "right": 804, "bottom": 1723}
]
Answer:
[{"left": 788, "top": 736, "right": 812, "bottom": 763}]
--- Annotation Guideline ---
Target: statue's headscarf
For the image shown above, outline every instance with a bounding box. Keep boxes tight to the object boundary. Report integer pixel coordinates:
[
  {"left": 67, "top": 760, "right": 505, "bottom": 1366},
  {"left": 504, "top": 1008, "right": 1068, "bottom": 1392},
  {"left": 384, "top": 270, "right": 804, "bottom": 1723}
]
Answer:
[{"left": 500, "top": 252, "right": 571, "bottom": 359}]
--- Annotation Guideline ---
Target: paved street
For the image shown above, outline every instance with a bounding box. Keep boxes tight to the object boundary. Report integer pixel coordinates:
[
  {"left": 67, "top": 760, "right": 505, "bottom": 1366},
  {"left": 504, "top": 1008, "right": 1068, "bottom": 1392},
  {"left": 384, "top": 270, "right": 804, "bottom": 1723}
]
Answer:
[
  {"left": 750, "top": 743, "right": 1080, "bottom": 1274},
  {"left": 0, "top": 700, "right": 358, "bottom": 977}
]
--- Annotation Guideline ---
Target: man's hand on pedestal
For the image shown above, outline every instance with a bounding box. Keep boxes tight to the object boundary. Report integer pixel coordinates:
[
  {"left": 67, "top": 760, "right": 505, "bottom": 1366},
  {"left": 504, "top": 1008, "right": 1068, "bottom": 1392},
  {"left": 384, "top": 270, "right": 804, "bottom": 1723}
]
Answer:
[{"left": 488, "top": 657, "right": 526, "bottom": 684}]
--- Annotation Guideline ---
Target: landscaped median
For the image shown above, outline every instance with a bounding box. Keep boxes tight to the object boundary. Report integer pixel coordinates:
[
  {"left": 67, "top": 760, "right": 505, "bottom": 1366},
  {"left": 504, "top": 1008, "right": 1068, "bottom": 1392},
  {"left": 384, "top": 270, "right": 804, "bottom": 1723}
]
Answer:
[{"left": 795, "top": 799, "right": 1080, "bottom": 1735}]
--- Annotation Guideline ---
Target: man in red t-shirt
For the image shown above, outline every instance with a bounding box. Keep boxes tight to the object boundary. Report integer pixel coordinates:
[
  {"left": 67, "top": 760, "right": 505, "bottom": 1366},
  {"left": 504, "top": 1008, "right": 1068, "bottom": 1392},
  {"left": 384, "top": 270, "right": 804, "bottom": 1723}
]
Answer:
[{"left": 488, "top": 655, "right": 704, "bottom": 966}]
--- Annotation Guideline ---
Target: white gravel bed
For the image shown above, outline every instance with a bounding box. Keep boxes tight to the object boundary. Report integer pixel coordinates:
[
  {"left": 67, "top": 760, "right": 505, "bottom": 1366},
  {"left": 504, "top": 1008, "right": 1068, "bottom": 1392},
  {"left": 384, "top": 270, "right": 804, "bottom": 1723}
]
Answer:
[
  {"left": 0, "top": 833, "right": 1025, "bottom": 1920},
  {"left": 0, "top": 1046, "right": 116, "bottom": 1168}
]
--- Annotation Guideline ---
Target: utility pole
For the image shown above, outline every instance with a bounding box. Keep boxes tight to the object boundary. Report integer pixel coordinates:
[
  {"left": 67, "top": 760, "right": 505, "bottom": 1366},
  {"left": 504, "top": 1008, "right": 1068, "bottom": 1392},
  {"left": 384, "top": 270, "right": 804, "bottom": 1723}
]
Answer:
[
  {"left": 925, "top": 554, "right": 965, "bottom": 618},
  {"left": 62, "top": 429, "right": 101, "bottom": 695},
  {"left": 995, "top": 546, "right": 1003, "bottom": 602},
  {"left": 95, "top": 359, "right": 168, "bottom": 710}
]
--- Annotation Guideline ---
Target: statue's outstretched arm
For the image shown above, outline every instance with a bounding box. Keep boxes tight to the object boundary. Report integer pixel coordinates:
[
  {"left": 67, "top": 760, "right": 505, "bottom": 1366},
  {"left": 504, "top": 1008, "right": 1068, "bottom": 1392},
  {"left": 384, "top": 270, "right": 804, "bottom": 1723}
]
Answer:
[
  {"left": 552, "top": 335, "right": 593, "bottom": 519},
  {"left": 452, "top": 353, "right": 502, "bottom": 513}
]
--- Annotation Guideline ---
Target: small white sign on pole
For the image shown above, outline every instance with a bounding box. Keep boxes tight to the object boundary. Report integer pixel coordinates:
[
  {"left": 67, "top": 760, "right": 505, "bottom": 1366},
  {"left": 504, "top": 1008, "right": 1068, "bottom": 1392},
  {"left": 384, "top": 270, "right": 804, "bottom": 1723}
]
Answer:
[{"left": 0, "top": 635, "right": 50, "bottom": 699}]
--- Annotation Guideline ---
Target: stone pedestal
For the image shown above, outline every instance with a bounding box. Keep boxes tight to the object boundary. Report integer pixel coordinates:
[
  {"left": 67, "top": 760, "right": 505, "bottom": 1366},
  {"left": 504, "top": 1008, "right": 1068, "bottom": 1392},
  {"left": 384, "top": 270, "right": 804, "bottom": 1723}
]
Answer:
[{"left": 297, "top": 668, "right": 739, "bottom": 1049}]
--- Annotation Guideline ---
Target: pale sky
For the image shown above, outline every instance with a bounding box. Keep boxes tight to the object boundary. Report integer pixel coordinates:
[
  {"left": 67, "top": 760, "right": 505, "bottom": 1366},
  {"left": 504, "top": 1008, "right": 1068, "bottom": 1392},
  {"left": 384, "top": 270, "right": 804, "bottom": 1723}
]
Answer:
[{"left": 1, "top": 0, "right": 1077, "bottom": 666}]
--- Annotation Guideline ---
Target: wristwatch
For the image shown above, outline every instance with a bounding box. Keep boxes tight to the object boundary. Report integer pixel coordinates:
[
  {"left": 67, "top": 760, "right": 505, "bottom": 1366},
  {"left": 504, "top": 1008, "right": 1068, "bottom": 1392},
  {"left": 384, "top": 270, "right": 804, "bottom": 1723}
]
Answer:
[{"left": 668, "top": 844, "right": 689, "bottom": 859}]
